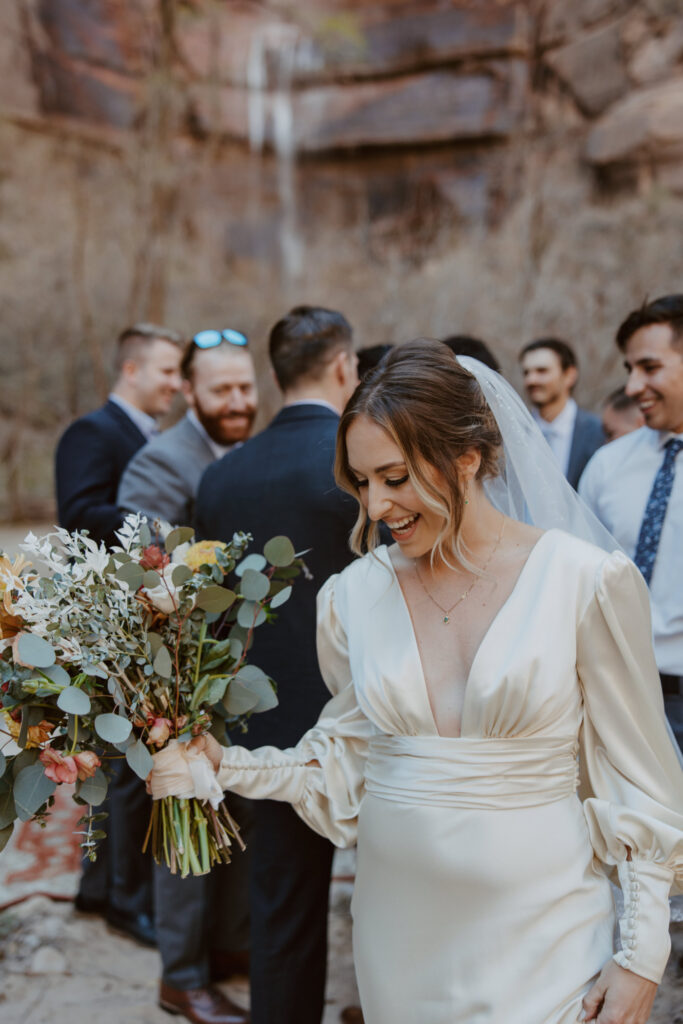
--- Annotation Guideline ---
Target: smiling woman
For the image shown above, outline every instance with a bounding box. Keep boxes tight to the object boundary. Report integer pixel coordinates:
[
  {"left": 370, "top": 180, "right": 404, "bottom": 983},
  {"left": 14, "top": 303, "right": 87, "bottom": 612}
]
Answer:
[{"left": 148, "top": 338, "right": 683, "bottom": 1024}]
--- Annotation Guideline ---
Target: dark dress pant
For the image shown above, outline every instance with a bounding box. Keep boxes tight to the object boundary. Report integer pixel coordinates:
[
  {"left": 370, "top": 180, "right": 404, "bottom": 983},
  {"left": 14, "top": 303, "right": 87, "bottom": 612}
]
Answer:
[
  {"left": 78, "top": 759, "right": 154, "bottom": 918},
  {"left": 249, "top": 799, "right": 335, "bottom": 1024},
  {"left": 155, "top": 792, "right": 252, "bottom": 990},
  {"left": 661, "top": 674, "right": 683, "bottom": 752}
]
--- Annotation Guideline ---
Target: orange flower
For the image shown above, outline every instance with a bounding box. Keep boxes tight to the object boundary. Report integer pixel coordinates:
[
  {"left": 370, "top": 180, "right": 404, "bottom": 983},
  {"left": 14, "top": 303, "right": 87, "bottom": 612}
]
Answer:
[
  {"left": 140, "top": 545, "right": 170, "bottom": 571},
  {"left": 0, "top": 553, "right": 30, "bottom": 640},
  {"left": 148, "top": 716, "right": 173, "bottom": 747}
]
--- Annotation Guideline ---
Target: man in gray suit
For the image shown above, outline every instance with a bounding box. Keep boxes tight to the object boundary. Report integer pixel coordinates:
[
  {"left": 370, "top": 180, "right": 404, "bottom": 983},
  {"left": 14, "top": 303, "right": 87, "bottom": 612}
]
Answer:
[
  {"left": 117, "top": 329, "right": 257, "bottom": 1024},
  {"left": 118, "top": 329, "right": 258, "bottom": 527},
  {"left": 519, "top": 337, "right": 605, "bottom": 489}
]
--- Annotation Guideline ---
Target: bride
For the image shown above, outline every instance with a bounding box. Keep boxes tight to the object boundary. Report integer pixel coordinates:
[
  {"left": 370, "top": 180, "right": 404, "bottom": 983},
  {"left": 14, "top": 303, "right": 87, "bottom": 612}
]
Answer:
[{"left": 150, "top": 339, "right": 683, "bottom": 1024}]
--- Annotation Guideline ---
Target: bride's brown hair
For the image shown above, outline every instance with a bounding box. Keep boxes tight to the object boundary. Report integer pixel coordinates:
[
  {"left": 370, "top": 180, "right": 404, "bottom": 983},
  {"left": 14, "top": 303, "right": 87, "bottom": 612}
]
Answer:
[{"left": 335, "top": 338, "right": 502, "bottom": 564}]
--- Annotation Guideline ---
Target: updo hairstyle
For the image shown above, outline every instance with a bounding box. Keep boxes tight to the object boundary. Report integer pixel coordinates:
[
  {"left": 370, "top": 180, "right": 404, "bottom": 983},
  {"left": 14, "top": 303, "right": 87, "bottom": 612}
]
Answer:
[{"left": 335, "top": 338, "right": 503, "bottom": 565}]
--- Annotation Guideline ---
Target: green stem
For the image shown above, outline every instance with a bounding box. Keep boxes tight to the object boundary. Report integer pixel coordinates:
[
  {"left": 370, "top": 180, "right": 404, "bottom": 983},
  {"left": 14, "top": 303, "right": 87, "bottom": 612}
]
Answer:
[{"left": 68, "top": 715, "right": 79, "bottom": 756}]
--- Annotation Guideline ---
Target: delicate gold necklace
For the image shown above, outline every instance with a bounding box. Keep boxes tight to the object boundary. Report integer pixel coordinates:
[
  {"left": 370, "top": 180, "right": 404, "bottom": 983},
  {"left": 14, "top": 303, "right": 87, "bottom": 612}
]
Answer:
[{"left": 414, "top": 515, "right": 505, "bottom": 624}]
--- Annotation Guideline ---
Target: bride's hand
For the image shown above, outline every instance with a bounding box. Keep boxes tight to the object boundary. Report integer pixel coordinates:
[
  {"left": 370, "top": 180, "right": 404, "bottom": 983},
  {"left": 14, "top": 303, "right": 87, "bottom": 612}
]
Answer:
[
  {"left": 145, "top": 733, "right": 225, "bottom": 794},
  {"left": 579, "top": 961, "right": 657, "bottom": 1023}
]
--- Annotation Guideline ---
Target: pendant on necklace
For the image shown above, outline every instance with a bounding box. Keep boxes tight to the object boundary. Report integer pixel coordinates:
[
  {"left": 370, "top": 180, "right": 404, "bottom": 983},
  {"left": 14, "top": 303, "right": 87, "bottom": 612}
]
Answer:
[{"left": 443, "top": 615, "right": 450, "bottom": 624}]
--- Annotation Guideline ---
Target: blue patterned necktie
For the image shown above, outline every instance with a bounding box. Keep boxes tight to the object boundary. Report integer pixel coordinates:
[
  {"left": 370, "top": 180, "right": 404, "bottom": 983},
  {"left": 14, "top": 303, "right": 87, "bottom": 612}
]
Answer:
[{"left": 633, "top": 438, "right": 683, "bottom": 585}]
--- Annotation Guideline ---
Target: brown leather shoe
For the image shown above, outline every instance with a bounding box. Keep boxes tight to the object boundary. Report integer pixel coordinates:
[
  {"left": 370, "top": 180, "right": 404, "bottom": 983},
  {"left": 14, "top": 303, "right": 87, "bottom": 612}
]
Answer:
[
  {"left": 159, "top": 982, "right": 249, "bottom": 1024},
  {"left": 340, "top": 1008, "right": 364, "bottom": 1024}
]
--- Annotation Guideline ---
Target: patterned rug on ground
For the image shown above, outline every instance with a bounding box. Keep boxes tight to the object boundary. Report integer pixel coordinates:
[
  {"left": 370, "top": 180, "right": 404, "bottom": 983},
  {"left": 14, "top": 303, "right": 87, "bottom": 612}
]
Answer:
[{"left": 0, "top": 785, "right": 82, "bottom": 909}]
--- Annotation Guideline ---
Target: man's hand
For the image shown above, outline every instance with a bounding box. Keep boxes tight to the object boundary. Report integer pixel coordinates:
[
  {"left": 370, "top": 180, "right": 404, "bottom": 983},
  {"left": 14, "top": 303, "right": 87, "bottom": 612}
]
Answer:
[{"left": 579, "top": 960, "right": 657, "bottom": 1023}]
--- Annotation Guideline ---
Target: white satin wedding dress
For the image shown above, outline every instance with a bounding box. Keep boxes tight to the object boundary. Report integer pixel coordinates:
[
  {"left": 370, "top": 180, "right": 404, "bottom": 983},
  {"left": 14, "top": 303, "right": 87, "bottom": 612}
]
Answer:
[{"left": 216, "top": 530, "right": 683, "bottom": 1024}]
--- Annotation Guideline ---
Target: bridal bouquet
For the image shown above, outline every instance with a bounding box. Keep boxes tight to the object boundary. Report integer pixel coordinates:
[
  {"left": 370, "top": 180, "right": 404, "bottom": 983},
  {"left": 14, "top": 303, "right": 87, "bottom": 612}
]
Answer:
[{"left": 0, "top": 515, "right": 303, "bottom": 876}]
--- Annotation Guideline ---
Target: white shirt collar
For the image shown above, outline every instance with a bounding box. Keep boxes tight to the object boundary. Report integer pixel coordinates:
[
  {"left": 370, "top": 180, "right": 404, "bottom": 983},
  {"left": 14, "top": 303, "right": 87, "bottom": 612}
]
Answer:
[
  {"left": 186, "top": 409, "right": 236, "bottom": 460},
  {"left": 109, "top": 393, "right": 158, "bottom": 441}
]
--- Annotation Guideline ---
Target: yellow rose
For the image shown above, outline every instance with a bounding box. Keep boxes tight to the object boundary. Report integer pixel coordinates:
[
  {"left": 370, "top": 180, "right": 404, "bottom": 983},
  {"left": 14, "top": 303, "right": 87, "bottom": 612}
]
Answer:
[{"left": 183, "top": 541, "right": 227, "bottom": 573}]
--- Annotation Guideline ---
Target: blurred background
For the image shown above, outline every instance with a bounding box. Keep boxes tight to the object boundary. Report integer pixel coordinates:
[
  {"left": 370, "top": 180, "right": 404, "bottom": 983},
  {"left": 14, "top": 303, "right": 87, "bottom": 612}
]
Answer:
[{"left": 1, "top": 0, "right": 683, "bottom": 522}]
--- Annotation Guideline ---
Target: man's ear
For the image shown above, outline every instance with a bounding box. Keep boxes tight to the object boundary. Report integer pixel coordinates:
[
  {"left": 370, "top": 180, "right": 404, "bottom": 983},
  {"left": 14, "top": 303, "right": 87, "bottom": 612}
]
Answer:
[
  {"left": 331, "top": 349, "right": 349, "bottom": 385},
  {"left": 565, "top": 365, "right": 578, "bottom": 391}
]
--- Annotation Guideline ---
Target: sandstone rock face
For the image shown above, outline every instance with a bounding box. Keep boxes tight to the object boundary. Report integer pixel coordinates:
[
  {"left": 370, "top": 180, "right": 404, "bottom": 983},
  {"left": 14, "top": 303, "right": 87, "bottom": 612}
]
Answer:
[{"left": 2, "top": 0, "right": 683, "bottom": 519}]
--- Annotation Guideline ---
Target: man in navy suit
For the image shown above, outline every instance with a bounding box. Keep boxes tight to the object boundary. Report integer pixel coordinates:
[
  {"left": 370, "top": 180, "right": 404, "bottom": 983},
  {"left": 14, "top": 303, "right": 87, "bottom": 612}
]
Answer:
[
  {"left": 194, "top": 307, "right": 359, "bottom": 1024},
  {"left": 519, "top": 337, "right": 605, "bottom": 489},
  {"left": 55, "top": 322, "right": 184, "bottom": 943}
]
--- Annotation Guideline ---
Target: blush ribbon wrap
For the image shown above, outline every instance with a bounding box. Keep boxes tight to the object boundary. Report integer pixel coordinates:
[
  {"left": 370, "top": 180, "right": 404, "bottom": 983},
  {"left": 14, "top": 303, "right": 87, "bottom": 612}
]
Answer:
[{"left": 149, "top": 738, "right": 224, "bottom": 810}]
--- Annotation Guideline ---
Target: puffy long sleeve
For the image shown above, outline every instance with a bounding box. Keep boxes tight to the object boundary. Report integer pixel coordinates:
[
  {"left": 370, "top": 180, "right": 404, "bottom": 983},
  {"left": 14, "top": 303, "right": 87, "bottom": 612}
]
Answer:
[
  {"left": 576, "top": 551, "right": 683, "bottom": 983},
  {"left": 216, "top": 573, "right": 376, "bottom": 847}
]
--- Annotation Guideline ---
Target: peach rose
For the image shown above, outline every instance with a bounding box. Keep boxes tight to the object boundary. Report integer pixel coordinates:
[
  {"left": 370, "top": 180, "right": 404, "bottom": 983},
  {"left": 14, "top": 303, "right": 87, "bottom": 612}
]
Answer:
[
  {"left": 73, "top": 750, "right": 101, "bottom": 781},
  {"left": 39, "top": 747, "right": 78, "bottom": 785},
  {"left": 147, "top": 716, "right": 173, "bottom": 747}
]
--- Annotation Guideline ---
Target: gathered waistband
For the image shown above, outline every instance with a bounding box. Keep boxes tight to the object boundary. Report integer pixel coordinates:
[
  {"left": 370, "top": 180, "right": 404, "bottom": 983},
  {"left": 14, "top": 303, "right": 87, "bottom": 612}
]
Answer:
[{"left": 364, "top": 734, "right": 579, "bottom": 810}]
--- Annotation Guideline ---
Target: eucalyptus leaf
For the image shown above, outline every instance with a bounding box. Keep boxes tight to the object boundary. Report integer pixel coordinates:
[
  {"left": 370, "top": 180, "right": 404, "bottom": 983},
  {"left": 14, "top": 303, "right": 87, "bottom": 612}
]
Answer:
[
  {"left": 125, "top": 739, "right": 154, "bottom": 781},
  {"left": 263, "top": 536, "right": 295, "bottom": 568},
  {"left": 139, "top": 522, "right": 152, "bottom": 547},
  {"left": 0, "top": 778, "right": 16, "bottom": 829},
  {"left": 240, "top": 569, "right": 270, "bottom": 602},
  {"left": 67, "top": 716, "right": 91, "bottom": 743},
  {"left": 77, "top": 767, "right": 108, "bottom": 806},
  {"left": 222, "top": 681, "right": 259, "bottom": 716},
  {"left": 143, "top": 570, "right": 161, "bottom": 589},
  {"left": 0, "top": 822, "right": 14, "bottom": 853},
  {"left": 57, "top": 686, "right": 91, "bottom": 715},
  {"left": 269, "top": 585, "right": 292, "bottom": 609},
  {"left": 209, "top": 717, "right": 228, "bottom": 745},
  {"left": 147, "top": 632, "right": 164, "bottom": 656},
  {"left": 172, "top": 564, "right": 193, "bottom": 587},
  {"left": 12, "top": 749, "right": 38, "bottom": 777},
  {"left": 16, "top": 632, "right": 56, "bottom": 669},
  {"left": 153, "top": 645, "right": 173, "bottom": 679},
  {"left": 14, "top": 764, "right": 57, "bottom": 821},
  {"left": 235, "top": 553, "right": 267, "bottom": 578},
  {"left": 196, "top": 586, "right": 235, "bottom": 614},
  {"left": 107, "top": 677, "right": 126, "bottom": 709},
  {"left": 166, "top": 526, "right": 194, "bottom": 553},
  {"left": 95, "top": 714, "right": 132, "bottom": 744},
  {"left": 200, "top": 638, "right": 234, "bottom": 671},
  {"left": 237, "top": 601, "right": 266, "bottom": 629},
  {"left": 207, "top": 676, "right": 230, "bottom": 704},
  {"left": 235, "top": 665, "right": 278, "bottom": 712},
  {"left": 116, "top": 561, "right": 144, "bottom": 590},
  {"left": 42, "top": 664, "right": 70, "bottom": 689},
  {"left": 0, "top": 750, "right": 5, "bottom": 779},
  {"left": 190, "top": 675, "right": 210, "bottom": 710}
]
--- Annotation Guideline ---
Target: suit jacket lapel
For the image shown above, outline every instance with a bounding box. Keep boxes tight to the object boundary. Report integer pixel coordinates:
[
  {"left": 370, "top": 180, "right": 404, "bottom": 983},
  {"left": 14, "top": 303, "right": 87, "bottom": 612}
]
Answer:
[{"left": 104, "top": 400, "right": 148, "bottom": 447}]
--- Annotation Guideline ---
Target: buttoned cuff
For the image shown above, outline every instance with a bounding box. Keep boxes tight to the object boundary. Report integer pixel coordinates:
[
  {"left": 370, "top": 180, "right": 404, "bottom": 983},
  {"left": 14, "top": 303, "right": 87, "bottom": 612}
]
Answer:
[
  {"left": 613, "top": 858, "right": 673, "bottom": 984},
  {"left": 216, "top": 744, "right": 309, "bottom": 805}
]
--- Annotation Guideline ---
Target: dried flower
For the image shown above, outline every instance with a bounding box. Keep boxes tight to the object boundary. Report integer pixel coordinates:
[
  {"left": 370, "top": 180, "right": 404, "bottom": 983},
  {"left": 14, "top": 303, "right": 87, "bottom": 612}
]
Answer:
[
  {"left": 39, "top": 747, "right": 78, "bottom": 784},
  {"left": 3, "top": 712, "right": 54, "bottom": 748},
  {"left": 73, "top": 750, "right": 101, "bottom": 781},
  {"left": 140, "top": 545, "right": 170, "bottom": 571},
  {"left": 148, "top": 716, "right": 173, "bottom": 747}
]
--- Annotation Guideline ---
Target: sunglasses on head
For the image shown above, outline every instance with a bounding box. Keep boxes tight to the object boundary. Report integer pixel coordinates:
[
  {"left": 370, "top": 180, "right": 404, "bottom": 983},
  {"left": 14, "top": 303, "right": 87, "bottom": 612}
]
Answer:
[{"left": 192, "top": 328, "right": 249, "bottom": 349}]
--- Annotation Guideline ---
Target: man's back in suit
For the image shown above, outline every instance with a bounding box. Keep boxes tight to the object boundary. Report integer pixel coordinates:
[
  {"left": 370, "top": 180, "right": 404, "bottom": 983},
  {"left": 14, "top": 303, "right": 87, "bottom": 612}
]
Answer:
[
  {"left": 197, "top": 403, "right": 357, "bottom": 747},
  {"left": 56, "top": 399, "right": 148, "bottom": 546},
  {"left": 195, "top": 305, "right": 360, "bottom": 1024}
]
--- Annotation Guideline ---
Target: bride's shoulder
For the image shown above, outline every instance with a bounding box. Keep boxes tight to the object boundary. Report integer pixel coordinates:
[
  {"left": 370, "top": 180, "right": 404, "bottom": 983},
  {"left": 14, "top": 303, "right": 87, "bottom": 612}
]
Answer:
[
  {"left": 542, "top": 527, "right": 627, "bottom": 579},
  {"left": 319, "top": 546, "right": 391, "bottom": 608}
]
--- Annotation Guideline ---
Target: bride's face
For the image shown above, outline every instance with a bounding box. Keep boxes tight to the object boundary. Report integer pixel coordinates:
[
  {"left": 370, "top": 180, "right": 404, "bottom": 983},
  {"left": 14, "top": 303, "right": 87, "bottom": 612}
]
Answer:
[{"left": 345, "top": 414, "right": 446, "bottom": 557}]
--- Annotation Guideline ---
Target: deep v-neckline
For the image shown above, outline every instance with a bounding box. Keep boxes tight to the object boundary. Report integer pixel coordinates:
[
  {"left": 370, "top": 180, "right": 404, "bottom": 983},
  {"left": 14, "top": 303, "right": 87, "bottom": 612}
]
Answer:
[{"left": 380, "top": 530, "right": 554, "bottom": 737}]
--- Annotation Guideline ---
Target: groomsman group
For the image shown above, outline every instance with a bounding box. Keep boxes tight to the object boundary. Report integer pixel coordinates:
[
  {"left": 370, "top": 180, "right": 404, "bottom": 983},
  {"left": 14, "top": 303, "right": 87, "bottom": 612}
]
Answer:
[{"left": 55, "top": 293, "right": 683, "bottom": 1024}]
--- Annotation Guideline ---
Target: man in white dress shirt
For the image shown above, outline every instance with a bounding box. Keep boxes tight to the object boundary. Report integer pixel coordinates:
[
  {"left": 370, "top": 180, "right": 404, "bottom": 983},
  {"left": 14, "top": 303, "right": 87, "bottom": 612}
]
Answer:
[
  {"left": 519, "top": 338, "right": 605, "bottom": 489},
  {"left": 579, "top": 294, "right": 683, "bottom": 750}
]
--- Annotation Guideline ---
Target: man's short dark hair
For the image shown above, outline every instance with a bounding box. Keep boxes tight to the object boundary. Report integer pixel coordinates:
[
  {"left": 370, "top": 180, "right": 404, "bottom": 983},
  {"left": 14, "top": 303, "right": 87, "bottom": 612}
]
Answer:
[
  {"left": 616, "top": 294, "right": 683, "bottom": 351},
  {"left": 269, "top": 306, "right": 353, "bottom": 392},
  {"left": 441, "top": 335, "right": 500, "bottom": 373},
  {"left": 603, "top": 386, "right": 639, "bottom": 412},
  {"left": 519, "top": 337, "right": 577, "bottom": 372},
  {"left": 116, "top": 322, "right": 185, "bottom": 372},
  {"left": 357, "top": 344, "right": 393, "bottom": 381}
]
